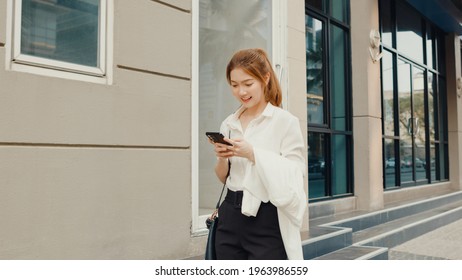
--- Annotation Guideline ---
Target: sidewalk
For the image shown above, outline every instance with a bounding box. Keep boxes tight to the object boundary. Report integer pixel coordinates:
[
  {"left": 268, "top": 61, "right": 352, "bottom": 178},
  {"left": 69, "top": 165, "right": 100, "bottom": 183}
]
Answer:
[{"left": 389, "top": 219, "right": 462, "bottom": 260}]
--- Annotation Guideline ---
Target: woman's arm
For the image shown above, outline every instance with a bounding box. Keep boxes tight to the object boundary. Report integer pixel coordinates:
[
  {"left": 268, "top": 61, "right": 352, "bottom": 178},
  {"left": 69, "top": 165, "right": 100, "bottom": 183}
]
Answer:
[{"left": 215, "top": 157, "right": 229, "bottom": 184}]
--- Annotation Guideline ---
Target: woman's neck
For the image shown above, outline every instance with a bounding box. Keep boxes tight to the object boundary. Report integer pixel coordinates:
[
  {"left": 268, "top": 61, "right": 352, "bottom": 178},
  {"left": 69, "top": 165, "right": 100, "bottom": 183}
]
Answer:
[{"left": 241, "top": 101, "right": 268, "bottom": 119}]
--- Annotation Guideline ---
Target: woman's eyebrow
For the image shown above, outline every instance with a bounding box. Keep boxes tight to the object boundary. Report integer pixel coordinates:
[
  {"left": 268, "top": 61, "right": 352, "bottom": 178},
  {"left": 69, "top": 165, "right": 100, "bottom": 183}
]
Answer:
[{"left": 230, "top": 78, "right": 254, "bottom": 83}]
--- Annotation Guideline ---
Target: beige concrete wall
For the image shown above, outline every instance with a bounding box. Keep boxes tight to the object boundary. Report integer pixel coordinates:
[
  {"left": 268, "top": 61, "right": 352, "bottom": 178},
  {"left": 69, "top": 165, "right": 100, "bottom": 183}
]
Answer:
[
  {"left": 0, "top": 0, "right": 192, "bottom": 259},
  {"left": 350, "top": 0, "right": 384, "bottom": 211},
  {"left": 448, "top": 35, "right": 462, "bottom": 190},
  {"left": 446, "top": 35, "right": 462, "bottom": 191},
  {"left": 287, "top": 0, "right": 309, "bottom": 230}
]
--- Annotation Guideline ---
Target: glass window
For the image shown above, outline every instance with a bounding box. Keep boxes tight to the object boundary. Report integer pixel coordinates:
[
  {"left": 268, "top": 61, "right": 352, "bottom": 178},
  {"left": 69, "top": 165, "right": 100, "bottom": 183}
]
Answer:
[
  {"left": 331, "top": 134, "right": 348, "bottom": 195},
  {"left": 330, "top": 0, "right": 348, "bottom": 23},
  {"left": 428, "top": 73, "right": 437, "bottom": 181},
  {"left": 426, "top": 23, "right": 435, "bottom": 70},
  {"left": 308, "top": 132, "right": 326, "bottom": 199},
  {"left": 380, "top": 0, "right": 393, "bottom": 47},
  {"left": 384, "top": 139, "right": 396, "bottom": 187},
  {"left": 306, "top": 15, "right": 325, "bottom": 125},
  {"left": 16, "top": 0, "right": 105, "bottom": 75},
  {"left": 306, "top": 0, "right": 325, "bottom": 12},
  {"left": 413, "top": 67, "right": 427, "bottom": 181},
  {"left": 380, "top": 0, "right": 449, "bottom": 188},
  {"left": 436, "top": 33, "right": 446, "bottom": 75},
  {"left": 21, "top": 0, "right": 99, "bottom": 67},
  {"left": 306, "top": 0, "right": 352, "bottom": 200},
  {"left": 330, "top": 25, "right": 346, "bottom": 131},
  {"left": 382, "top": 51, "right": 395, "bottom": 136},
  {"left": 396, "top": 1, "right": 424, "bottom": 63}
]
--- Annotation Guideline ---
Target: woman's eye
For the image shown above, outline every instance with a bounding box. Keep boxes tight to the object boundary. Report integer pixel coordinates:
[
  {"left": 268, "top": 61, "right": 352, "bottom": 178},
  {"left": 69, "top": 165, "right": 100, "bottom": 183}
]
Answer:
[{"left": 245, "top": 83, "right": 253, "bottom": 87}]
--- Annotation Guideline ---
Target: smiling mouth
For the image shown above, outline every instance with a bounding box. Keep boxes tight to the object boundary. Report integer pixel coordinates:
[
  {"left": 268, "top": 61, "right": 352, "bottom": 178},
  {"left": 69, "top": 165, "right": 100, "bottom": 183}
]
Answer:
[{"left": 242, "top": 96, "right": 252, "bottom": 102}]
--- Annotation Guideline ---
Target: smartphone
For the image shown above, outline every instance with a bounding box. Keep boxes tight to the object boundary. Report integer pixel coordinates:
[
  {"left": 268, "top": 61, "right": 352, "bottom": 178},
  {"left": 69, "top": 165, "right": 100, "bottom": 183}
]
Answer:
[{"left": 206, "top": 132, "right": 232, "bottom": 146}]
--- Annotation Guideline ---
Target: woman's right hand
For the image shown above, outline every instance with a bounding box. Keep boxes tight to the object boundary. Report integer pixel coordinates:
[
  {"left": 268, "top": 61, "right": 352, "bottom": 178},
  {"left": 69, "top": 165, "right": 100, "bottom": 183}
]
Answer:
[{"left": 208, "top": 138, "right": 233, "bottom": 159}]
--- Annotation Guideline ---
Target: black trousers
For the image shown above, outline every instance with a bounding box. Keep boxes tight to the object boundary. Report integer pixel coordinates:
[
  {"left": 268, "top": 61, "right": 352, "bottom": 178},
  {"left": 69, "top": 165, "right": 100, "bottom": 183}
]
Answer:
[{"left": 215, "top": 190, "right": 287, "bottom": 260}]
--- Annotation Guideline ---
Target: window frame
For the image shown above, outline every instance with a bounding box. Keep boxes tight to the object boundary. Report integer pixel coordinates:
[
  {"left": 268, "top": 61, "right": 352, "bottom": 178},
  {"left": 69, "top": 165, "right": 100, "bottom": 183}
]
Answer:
[
  {"left": 7, "top": 0, "right": 112, "bottom": 83},
  {"left": 305, "top": 0, "right": 354, "bottom": 202},
  {"left": 379, "top": 0, "right": 449, "bottom": 189}
]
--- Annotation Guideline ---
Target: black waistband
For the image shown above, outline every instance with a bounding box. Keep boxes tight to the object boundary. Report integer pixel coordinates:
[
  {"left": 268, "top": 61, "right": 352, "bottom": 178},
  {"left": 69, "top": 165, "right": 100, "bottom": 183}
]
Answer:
[{"left": 224, "top": 190, "right": 243, "bottom": 208}]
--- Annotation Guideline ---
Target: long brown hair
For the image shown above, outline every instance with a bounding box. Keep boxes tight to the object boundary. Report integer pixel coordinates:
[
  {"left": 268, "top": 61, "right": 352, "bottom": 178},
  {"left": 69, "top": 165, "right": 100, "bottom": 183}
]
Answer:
[{"left": 226, "top": 48, "right": 282, "bottom": 107}]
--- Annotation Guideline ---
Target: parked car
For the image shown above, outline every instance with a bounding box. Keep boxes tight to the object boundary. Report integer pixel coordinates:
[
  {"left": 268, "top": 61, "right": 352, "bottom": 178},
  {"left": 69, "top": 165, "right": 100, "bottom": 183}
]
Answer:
[{"left": 385, "top": 158, "right": 395, "bottom": 168}]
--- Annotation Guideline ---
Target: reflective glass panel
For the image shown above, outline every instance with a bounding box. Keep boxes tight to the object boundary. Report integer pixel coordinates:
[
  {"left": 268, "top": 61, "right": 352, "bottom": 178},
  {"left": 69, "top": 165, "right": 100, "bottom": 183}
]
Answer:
[
  {"left": 437, "top": 34, "right": 446, "bottom": 75},
  {"left": 428, "top": 73, "right": 436, "bottom": 142},
  {"left": 426, "top": 24, "right": 435, "bottom": 70},
  {"left": 397, "top": 61, "right": 413, "bottom": 183},
  {"left": 396, "top": 1, "right": 424, "bottom": 63},
  {"left": 413, "top": 67, "right": 427, "bottom": 181},
  {"left": 439, "top": 76, "right": 448, "bottom": 142},
  {"left": 330, "top": 25, "right": 346, "bottom": 131},
  {"left": 380, "top": 0, "right": 393, "bottom": 47},
  {"left": 382, "top": 51, "right": 395, "bottom": 136},
  {"left": 430, "top": 142, "right": 436, "bottom": 181},
  {"left": 332, "top": 134, "right": 347, "bottom": 195},
  {"left": 199, "top": 0, "right": 272, "bottom": 215},
  {"left": 384, "top": 138, "right": 396, "bottom": 188},
  {"left": 308, "top": 132, "right": 326, "bottom": 199},
  {"left": 306, "top": 15, "right": 325, "bottom": 125},
  {"left": 428, "top": 73, "right": 437, "bottom": 180},
  {"left": 330, "top": 0, "right": 348, "bottom": 23},
  {"left": 306, "top": 0, "right": 325, "bottom": 12},
  {"left": 21, "top": 0, "right": 100, "bottom": 67}
]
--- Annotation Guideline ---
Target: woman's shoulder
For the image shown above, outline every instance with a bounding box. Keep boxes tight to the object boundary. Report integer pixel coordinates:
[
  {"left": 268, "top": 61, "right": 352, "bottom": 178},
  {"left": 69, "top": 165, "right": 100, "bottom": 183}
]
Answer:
[{"left": 272, "top": 105, "right": 299, "bottom": 123}]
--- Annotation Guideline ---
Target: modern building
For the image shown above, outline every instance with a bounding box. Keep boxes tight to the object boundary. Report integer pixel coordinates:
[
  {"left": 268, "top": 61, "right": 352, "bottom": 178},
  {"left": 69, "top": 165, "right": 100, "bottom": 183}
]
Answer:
[{"left": 0, "top": 0, "right": 461, "bottom": 259}]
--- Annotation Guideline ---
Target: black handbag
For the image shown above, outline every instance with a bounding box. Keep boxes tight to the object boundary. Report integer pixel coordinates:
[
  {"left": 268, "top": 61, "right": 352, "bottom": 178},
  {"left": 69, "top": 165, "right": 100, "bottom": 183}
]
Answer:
[{"left": 204, "top": 159, "right": 230, "bottom": 260}]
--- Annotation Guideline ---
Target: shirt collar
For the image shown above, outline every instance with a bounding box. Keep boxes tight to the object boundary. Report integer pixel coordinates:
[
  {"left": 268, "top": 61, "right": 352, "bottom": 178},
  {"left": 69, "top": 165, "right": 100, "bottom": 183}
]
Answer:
[
  {"left": 232, "top": 102, "right": 275, "bottom": 120},
  {"left": 227, "top": 102, "right": 276, "bottom": 131}
]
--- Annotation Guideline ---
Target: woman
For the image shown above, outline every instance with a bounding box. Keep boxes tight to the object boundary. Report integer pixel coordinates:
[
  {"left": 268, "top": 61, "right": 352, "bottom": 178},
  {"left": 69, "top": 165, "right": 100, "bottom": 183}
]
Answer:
[{"left": 210, "top": 48, "right": 306, "bottom": 260}]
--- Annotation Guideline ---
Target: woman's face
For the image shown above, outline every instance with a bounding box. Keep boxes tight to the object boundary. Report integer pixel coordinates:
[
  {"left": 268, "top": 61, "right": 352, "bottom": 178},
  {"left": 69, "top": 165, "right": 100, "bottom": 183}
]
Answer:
[{"left": 229, "top": 68, "right": 267, "bottom": 111}]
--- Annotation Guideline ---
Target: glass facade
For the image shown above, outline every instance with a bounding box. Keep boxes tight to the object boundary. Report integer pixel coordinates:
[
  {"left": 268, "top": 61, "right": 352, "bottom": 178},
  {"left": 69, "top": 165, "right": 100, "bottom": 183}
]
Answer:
[
  {"left": 380, "top": 0, "right": 449, "bottom": 189},
  {"left": 306, "top": 0, "right": 352, "bottom": 200},
  {"left": 21, "top": 0, "right": 100, "bottom": 67}
]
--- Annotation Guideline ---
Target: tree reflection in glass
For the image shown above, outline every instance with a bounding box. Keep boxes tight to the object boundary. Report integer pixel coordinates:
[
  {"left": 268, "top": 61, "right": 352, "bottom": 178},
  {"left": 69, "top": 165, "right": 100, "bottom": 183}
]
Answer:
[{"left": 306, "top": 15, "right": 324, "bottom": 125}]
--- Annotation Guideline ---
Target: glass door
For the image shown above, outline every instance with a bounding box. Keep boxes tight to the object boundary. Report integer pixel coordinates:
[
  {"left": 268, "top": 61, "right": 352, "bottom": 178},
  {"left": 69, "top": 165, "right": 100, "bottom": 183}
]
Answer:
[
  {"left": 192, "top": 0, "right": 285, "bottom": 233},
  {"left": 397, "top": 60, "right": 427, "bottom": 185}
]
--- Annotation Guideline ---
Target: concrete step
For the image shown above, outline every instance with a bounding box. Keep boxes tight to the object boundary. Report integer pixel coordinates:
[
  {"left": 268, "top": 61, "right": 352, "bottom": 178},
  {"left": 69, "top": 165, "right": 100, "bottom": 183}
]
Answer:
[
  {"left": 302, "top": 191, "right": 462, "bottom": 260},
  {"left": 313, "top": 245, "right": 388, "bottom": 260},
  {"left": 301, "top": 226, "right": 352, "bottom": 260},
  {"left": 355, "top": 201, "right": 462, "bottom": 249}
]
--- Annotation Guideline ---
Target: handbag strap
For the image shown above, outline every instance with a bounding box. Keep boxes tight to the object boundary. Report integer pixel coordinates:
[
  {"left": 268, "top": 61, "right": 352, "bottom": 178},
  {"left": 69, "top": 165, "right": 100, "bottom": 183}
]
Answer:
[
  {"left": 215, "top": 159, "right": 230, "bottom": 209},
  {"left": 214, "top": 131, "right": 231, "bottom": 209}
]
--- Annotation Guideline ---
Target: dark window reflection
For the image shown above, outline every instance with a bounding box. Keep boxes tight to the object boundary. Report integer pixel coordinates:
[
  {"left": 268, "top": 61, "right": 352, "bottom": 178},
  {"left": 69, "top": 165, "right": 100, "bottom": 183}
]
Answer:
[
  {"left": 308, "top": 132, "right": 326, "bottom": 199},
  {"left": 21, "top": 0, "right": 100, "bottom": 67},
  {"left": 396, "top": 1, "right": 423, "bottom": 63},
  {"left": 330, "top": 25, "right": 347, "bottom": 131},
  {"left": 330, "top": 0, "right": 348, "bottom": 23},
  {"left": 306, "top": 0, "right": 325, "bottom": 12},
  {"left": 384, "top": 139, "right": 396, "bottom": 187},
  {"left": 380, "top": 0, "right": 393, "bottom": 47}
]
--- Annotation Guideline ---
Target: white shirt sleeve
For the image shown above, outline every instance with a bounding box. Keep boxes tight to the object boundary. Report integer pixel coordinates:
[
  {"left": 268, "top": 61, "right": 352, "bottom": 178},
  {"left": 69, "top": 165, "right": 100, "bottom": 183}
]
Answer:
[{"left": 252, "top": 116, "right": 307, "bottom": 228}]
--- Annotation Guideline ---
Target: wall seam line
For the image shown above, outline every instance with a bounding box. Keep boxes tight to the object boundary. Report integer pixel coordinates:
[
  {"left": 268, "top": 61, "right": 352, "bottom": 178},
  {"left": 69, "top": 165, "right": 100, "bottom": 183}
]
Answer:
[{"left": 0, "top": 142, "right": 190, "bottom": 150}]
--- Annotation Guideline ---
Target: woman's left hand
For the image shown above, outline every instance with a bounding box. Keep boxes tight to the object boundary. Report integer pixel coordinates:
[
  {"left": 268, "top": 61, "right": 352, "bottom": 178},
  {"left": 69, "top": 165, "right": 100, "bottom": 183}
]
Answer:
[{"left": 224, "top": 138, "right": 255, "bottom": 164}]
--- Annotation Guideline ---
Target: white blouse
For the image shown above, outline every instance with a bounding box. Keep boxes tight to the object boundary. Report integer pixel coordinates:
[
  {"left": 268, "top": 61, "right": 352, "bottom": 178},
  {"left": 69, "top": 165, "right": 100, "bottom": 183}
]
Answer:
[{"left": 219, "top": 102, "right": 307, "bottom": 260}]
